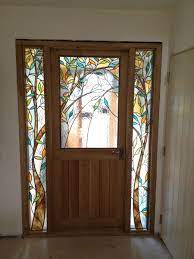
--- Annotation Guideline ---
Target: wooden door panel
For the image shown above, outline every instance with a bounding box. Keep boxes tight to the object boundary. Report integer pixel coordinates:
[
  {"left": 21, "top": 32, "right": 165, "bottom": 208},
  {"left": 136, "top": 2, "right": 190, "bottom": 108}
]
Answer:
[
  {"left": 68, "top": 161, "right": 79, "bottom": 218},
  {"left": 50, "top": 160, "right": 69, "bottom": 226},
  {"left": 50, "top": 159, "right": 124, "bottom": 231},
  {"left": 79, "top": 160, "right": 90, "bottom": 218},
  {"left": 109, "top": 160, "right": 124, "bottom": 218},
  {"left": 99, "top": 161, "right": 110, "bottom": 217},
  {"left": 89, "top": 161, "right": 100, "bottom": 217}
]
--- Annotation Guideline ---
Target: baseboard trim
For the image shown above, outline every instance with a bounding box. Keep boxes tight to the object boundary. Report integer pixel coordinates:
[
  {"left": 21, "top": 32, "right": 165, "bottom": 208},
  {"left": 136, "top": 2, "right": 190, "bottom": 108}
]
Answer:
[{"left": 0, "top": 234, "right": 22, "bottom": 239}]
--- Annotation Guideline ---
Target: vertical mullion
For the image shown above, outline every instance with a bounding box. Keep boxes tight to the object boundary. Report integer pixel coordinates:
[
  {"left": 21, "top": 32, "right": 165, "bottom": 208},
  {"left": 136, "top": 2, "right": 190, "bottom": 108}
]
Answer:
[
  {"left": 52, "top": 50, "right": 61, "bottom": 152},
  {"left": 119, "top": 51, "right": 129, "bottom": 152},
  {"left": 125, "top": 48, "right": 136, "bottom": 232},
  {"left": 16, "top": 42, "right": 30, "bottom": 234}
]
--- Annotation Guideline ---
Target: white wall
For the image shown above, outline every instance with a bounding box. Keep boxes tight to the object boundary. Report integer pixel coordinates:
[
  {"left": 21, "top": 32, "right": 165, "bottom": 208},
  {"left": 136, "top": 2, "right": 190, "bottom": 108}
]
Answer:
[
  {"left": 0, "top": 6, "right": 173, "bottom": 235},
  {"left": 161, "top": 0, "right": 194, "bottom": 258},
  {"left": 172, "top": 0, "right": 194, "bottom": 53}
]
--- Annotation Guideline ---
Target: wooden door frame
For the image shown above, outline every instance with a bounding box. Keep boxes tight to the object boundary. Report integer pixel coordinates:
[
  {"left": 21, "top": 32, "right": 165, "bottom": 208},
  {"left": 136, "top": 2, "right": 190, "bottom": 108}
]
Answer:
[{"left": 16, "top": 40, "right": 162, "bottom": 236}]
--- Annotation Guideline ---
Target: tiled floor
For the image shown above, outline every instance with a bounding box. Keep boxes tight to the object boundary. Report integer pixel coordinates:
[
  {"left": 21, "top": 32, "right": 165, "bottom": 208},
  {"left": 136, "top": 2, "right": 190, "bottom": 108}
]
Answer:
[{"left": 0, "top": 236, "right": 172, "bottom": 259}]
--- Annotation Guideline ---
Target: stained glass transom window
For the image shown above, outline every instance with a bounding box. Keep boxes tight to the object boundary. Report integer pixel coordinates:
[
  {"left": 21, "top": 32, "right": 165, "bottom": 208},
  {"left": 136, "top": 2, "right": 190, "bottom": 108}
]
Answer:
[
  {"left": 25, "top": 48, "right": 47, "bottom": 231},
  {"left": 60, "top": 56, "right": 119, "bottom": 148},
  {"left": 130, "top": 50, "right": 154, "bottom": 230}
]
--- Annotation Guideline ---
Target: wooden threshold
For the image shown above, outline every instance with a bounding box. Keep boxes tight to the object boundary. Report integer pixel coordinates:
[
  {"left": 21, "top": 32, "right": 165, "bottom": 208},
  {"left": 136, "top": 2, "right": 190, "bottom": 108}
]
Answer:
[{"left": 23, "top": 228, "right": 153, "bottom": 238}]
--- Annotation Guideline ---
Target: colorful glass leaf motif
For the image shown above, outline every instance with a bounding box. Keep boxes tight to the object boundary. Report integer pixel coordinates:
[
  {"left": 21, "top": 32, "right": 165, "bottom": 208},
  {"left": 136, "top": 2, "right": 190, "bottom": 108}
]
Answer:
[
  {"left": 60, "top": 56, "right": 119, "bottom": 148},
  {"left": 130, "top": 50, "right": 154, "bottom": 230},
  {"left": 25, "top": 48, "right": 47, "bottom": 231}
]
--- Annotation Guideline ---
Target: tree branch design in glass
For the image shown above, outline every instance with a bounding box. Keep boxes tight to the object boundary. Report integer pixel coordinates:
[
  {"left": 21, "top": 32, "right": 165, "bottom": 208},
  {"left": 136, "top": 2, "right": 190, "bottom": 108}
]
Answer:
[
  {"left": 130, "top": 50, "right": 154, "bottom": 230},
  {"left": 25, "top": 48, "right": 47, "bottom": 231},
  {"left": 60, "top": 57, "right": 119, "bottom": 148}
]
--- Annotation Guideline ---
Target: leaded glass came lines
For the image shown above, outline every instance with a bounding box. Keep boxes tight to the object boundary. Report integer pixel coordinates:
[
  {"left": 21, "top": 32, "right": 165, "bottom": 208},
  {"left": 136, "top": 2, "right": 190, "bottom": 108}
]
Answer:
[
  {"left": 25, "top": 48, "right": 47, "bottom": 231},
  {"left": 130, "top": 50, "right": 154, "bottom": 230},
  {"left": 60, "top": 56, "right": 119, "bottom": 148}
]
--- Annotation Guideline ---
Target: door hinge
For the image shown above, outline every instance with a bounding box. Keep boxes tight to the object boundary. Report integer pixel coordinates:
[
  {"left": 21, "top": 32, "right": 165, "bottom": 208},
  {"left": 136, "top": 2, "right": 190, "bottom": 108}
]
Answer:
[
  {"left": 159, "top": 214, "right": 163, "bottom": 225},
  {"left": 162, "top": 146, "right": 166, "bottom": 156},
  {"left": 162, "top": 146, "right": 166, "bottom": 157},
  {"left": 167, "top": 71, "right": 171, "bottom": 85}
]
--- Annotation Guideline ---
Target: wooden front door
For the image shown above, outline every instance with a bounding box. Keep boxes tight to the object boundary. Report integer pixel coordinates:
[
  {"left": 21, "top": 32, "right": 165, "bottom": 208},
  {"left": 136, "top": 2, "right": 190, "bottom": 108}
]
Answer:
[{"left": 48, "top": 49, "right": 129, "bottom": 233}]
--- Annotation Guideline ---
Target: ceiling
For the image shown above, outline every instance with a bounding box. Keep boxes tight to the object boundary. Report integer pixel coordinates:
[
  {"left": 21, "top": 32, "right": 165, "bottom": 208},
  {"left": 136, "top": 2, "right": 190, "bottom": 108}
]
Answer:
[{"left": 0, "top": 0, "right": 177, "bottom": 9}]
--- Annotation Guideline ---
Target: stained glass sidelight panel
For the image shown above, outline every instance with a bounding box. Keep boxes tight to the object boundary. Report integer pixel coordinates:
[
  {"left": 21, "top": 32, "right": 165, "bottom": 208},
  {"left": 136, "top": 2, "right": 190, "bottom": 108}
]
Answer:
[
  {"left": 60, "top": 56, "right": 119, "bottom": 148},
  {"left": 25, "top": 48, "right": 47, "bottom": 231},
  {"left": 130, "top": 50, "right": 154, "bottom": 230}
]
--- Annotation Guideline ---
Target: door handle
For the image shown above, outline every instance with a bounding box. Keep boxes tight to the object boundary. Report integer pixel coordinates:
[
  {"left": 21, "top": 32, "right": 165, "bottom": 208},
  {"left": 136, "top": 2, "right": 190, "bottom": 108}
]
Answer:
[{"left": 112, "top": 148, "right": 124, "bottom": 160}]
